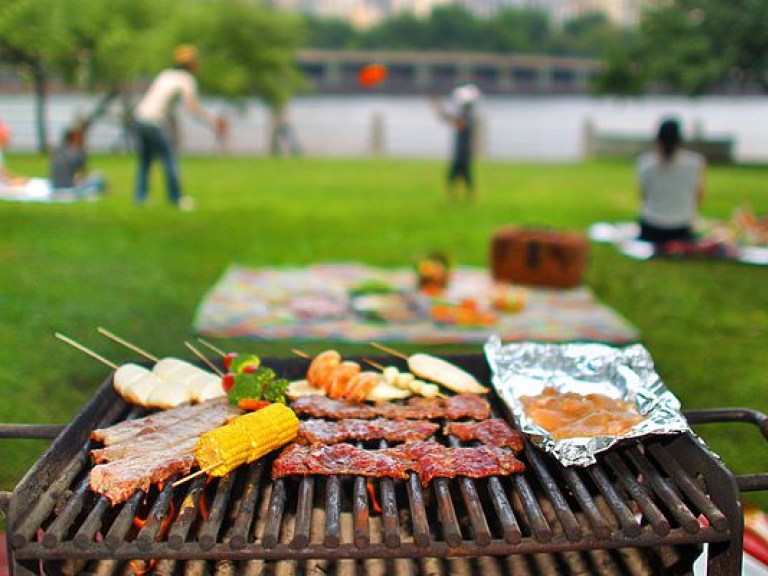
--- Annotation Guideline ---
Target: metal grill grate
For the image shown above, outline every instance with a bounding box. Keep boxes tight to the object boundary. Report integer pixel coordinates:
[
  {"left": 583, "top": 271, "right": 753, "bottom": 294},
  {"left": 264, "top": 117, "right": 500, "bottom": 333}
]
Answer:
[{"left": 4, "top": 356, "right": 744, "bottom": 576}]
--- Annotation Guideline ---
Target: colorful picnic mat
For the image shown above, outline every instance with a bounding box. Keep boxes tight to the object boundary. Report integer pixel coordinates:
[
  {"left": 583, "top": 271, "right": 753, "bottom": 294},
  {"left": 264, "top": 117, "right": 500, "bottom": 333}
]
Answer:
[
  {"left": 194, "top": 263, "right": 639, "bottom": 344},
  {"left": 589, "top": 221, "right": 768, "bottom": 265}
]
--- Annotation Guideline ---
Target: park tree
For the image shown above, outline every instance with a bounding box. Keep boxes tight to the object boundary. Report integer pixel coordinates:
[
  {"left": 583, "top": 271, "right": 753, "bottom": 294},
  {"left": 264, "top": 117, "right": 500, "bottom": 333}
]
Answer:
[
  {"left": 596, "top": 0, "right": 768, "bottom": 96},
  {"left": 1, "top": 0, "right": 304, "bottom": 152},
  {"left": 0, "top": 0, "right": 70, "bottom": 151},
  {"left": 482, "top": 8, "right": 552, "bottom": 53},
  {"left": 0, "top": 0, "right": 168, "bottom": 151}
]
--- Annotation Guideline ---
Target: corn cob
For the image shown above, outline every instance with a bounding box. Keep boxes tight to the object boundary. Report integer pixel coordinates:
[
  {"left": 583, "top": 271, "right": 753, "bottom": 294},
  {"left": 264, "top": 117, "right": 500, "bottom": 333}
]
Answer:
[{"left": 195, "top": 403, "right": 299, "bottom": 477}]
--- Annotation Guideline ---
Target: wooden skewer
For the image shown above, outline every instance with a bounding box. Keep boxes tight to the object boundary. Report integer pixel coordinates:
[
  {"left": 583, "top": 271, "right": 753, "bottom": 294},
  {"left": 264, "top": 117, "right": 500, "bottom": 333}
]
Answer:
[
  {"left": 291, "top": 349, "right": 310, "bottom": 358},
  {"left": 370, "top": 342, "right": 408, "bottom": 360},
  {"left": 362, "top": 358, "right": 386, "bottom": 371},
  {"left": 97, "top": 327, "right": 159, "bottom": 363},
  {"left": 184, "top": 342, "right": 224, "bottom": 377},
  {"left": 196, "top": 337, "right": 226, "bottom": 357},
  {"left": 172, "top": 461, "right": 222, "bottom": 488},
  {"left": 54, "top": 332, "right": 118, "bottom": 370}
]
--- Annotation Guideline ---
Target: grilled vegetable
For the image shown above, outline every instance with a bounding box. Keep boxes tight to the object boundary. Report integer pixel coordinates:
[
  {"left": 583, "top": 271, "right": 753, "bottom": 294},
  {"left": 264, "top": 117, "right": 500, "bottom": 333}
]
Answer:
[
  {"left": 365, "top": 381, "right": 412, "bottom": 402},
  {"left": 229, "top": 354, "right": 261, "bottom": 374},
  {"left": 286, "top": 379, "right": 326, "bottom": 400},
  {"left": 227, "top": 367, "right": 289, "bottom": 406},
  {"left": 195, "top": 403, "right": 299, "bottom": 477},
  {"left": 380, "top": 366, "right": 440, "bottom": 398}
]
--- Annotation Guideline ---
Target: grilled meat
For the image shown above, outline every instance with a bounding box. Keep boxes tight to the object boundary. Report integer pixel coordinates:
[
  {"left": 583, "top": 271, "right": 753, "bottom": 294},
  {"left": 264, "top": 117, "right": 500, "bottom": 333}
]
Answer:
[
  {"left": 297, "top": 418, "right": 439, "bottom": 445},
  {"left": 291, "top": 394, "right": 490, "bottom": 421},
  {"left": 443, "top": 419, "right": 525, "bottom": 451},
  {"left": 272, "top": 440, "right": 525, "bottom": 485}
]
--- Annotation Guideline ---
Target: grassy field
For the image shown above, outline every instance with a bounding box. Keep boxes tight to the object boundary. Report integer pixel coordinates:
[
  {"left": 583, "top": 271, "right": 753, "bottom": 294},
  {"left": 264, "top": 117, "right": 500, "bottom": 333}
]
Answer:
[{"left": 1, "top": 153, "right": 766, "bottom": 511}]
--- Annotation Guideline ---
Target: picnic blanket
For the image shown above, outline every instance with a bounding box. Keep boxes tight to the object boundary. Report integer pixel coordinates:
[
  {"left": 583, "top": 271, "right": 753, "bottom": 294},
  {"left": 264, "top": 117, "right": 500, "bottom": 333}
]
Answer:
[
  {"left": 193, "top": 263, "right": 639, "bottom": 344},
  {"left": 0, "top": 177, "right": 101, "bottom": 203},
  {"left": 589, "top": 221, "right": 768, "bottom": 265}
]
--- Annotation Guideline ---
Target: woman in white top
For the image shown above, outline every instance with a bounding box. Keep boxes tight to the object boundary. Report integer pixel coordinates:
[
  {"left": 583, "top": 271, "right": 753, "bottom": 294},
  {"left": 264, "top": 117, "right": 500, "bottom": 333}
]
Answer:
[
  {"left": 636, "top": 118, "right": 706, "bottom": 243},
  {"left": 133, "top": 45, "right": 226, "bottom": 210}
]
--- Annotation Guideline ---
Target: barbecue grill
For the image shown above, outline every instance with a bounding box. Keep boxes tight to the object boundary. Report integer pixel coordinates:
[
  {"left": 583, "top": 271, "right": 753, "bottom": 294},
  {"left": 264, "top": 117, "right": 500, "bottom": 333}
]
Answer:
[{"left": 1, "top": 355, "right": 766, "bottom": 576}]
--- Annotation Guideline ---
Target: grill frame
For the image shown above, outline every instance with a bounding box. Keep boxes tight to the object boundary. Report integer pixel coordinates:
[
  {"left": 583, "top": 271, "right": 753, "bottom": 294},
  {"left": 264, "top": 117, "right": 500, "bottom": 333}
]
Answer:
[{"left": 2, "top": 354, "right": 758, "bottom": 575}]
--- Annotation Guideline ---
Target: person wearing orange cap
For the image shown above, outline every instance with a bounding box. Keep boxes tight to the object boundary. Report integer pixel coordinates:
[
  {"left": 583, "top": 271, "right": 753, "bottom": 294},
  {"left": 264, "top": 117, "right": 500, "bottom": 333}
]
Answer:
[{"left": 133, "top": 45, "right": 227, "bottom": 210}]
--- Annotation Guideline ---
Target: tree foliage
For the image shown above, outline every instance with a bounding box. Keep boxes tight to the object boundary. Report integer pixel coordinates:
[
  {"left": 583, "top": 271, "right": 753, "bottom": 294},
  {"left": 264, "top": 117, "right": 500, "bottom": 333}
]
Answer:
[
  {"left": 595, "top": 0, "right": 768, "bottom": 96},
  {"left": 0, "top": 0, "right": 304, "bottom": 149},
  {"left": 302, "top": 5, "right": 619, "bottom": 57}
]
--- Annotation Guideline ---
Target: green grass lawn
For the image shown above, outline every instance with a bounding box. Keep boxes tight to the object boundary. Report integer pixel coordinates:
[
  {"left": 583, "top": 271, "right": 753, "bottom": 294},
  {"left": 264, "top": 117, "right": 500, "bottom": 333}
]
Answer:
[{"left": 1, "top": 153, "right": 766, "bottom": 510}]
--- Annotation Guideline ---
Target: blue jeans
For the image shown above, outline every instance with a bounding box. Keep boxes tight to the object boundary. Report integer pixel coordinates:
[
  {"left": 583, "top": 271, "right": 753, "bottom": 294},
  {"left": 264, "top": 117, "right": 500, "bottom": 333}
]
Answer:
[{"left": 134, "top": 121, "right": 181, "bottom": 205}]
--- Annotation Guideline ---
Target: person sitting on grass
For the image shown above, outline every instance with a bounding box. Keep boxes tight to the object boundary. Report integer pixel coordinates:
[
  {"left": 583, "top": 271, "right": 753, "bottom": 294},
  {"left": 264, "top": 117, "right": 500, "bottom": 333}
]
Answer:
[
  {"left": 49, "top": 126, "right": 106, "bottom": 199},
  {"left": 637, "top": 118, "right": 706, "bottom": 244}
]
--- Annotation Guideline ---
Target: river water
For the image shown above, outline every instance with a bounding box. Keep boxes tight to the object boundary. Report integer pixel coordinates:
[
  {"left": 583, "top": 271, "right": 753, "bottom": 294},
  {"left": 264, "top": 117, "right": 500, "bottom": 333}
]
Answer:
[{"left": 2, "top": 94, "right": 767, "bottom": 162}]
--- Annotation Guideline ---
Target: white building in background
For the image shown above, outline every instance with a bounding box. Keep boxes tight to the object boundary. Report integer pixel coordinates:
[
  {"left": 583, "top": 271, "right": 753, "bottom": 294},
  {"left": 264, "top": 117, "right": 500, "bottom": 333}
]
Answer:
[{"left": 270, "top": 0, "right": 652, "bottom": 28}]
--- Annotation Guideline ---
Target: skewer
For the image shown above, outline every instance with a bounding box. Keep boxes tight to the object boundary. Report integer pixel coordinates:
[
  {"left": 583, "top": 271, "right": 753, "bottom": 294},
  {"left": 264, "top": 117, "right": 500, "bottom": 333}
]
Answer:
[
  {"left": 172, "top": 461, "right": 222, "bottom": 488},
  {"left": 291, "top": 349, "right": 310, "bottom": 358},
  {"left": 97, "top": 327, "right": 159, "bottom": 363},
  {"left": 54, "top": 332, "right": 118, "bottom": 370},
  {"left": 196, "top": 337, "right": 226, "bottom": 358},
  {"left": 363, "top": 358, "right": 386, "bottom": 371},
  {"left": 362, "top": 358, "right": 447, "bottom": 399},
  {"left": 370, "top": 342, "right": 408, "bottom": 360},
  {"left": 184, "top": 342, "right": 224, "bottom": 377}
]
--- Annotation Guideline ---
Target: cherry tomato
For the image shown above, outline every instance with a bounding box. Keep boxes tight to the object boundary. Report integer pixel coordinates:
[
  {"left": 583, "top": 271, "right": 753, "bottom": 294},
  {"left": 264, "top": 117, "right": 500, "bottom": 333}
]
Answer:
[
  {"left": 242, "top": 364, "right": 259, "bottom": 374},
  {"left": 223, "top": 352, "right": 238, "bottom": 370},
  {"left": 222, "top": 372, "right": 236, "bottom": 393}
]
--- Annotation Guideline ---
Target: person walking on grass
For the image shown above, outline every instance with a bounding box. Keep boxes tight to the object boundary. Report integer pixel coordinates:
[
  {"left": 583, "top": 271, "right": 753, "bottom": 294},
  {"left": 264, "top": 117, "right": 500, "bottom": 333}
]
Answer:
[
  {"left": 430, "top": 83, "right": 480, "bottom": 202},
  {"left": 133, "top": 44, "right": 227, "bottom": 211},
  {"left": 637, "top": 118, "right": 706, "bottom": 243}
]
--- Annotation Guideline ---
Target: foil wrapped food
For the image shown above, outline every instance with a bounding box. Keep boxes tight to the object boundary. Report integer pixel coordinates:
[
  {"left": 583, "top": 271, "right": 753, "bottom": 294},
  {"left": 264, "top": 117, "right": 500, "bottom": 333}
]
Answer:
[{"left": 485, "top": 336, "right": 690, "bottom": 466}]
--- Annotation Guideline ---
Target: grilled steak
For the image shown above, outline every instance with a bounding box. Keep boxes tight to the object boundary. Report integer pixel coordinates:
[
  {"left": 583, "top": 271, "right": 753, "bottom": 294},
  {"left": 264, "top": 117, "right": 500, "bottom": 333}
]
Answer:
[
  {"left": 388, "top": 441, "right": 525, "bottom": 484},
  {"left": 272, "top": 442, "right": 412, "bottom": 480},
  {"left": 291, "top": 394, "right": 491, "bottom": 421},
  {"left": 297, "top": 418, "right": 439, "bottom": 445},
  {"left": 272, "top": 440, "right": 525, "bottom": 485},
  {"left": 444, "top": 419, "right": 525, "bottom": 451}
]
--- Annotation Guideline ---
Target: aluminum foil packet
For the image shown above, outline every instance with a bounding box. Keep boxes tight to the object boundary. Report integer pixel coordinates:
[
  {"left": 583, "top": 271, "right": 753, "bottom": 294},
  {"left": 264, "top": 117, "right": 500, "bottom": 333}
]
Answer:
[{"left": 484, "top": 336, "right": 690, "bottom": 466}]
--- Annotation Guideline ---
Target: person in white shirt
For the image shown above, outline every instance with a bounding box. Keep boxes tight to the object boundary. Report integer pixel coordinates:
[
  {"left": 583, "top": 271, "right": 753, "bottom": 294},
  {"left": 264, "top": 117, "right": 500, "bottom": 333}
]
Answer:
[
  {"left": 133, "top": 45, "right": 227, "bottom": 210},
  {"left": 636, "top": 118, "right": 706, "bottom": 243}
]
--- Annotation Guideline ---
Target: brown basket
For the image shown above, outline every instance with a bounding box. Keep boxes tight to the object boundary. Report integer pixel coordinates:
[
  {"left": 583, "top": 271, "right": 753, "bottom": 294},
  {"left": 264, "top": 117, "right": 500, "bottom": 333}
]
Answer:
[{"left": 490, "top": 228, "right": 589, "bottom": 288}]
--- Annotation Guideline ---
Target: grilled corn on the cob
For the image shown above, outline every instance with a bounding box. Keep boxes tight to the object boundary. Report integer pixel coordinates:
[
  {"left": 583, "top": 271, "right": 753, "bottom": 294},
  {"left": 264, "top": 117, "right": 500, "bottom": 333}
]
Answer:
[{"left": 195, "top": 403, "right": 299, "bottom": 476}]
